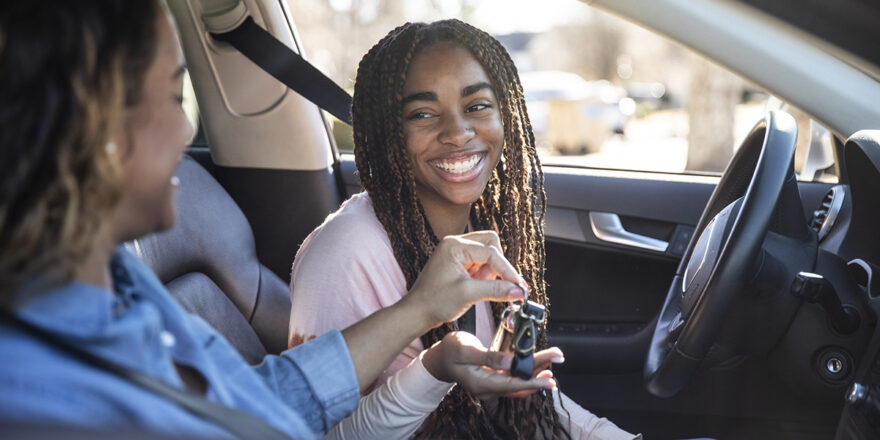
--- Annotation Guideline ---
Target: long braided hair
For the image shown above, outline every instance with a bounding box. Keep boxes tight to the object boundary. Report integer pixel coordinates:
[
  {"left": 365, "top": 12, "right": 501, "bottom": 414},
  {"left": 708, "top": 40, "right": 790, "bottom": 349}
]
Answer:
[{"left": 352, "top": 19, "right": 568, "bottom": 439}]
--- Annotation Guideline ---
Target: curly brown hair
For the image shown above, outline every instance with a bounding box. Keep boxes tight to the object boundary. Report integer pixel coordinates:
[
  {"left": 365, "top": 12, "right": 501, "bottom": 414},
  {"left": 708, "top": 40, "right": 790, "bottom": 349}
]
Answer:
[
  {"left": 0, "top": 0, "right": 159, "bottom": 301},
  {"left": 352, "top": 19, "right": 569, "bottom": 439}
]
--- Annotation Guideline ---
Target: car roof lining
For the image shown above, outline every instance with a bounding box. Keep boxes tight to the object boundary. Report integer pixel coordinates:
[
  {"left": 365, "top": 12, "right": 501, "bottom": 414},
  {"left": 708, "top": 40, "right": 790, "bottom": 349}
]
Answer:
[{"left": 736, "top": 0, "right": 880, "bottom": 71}]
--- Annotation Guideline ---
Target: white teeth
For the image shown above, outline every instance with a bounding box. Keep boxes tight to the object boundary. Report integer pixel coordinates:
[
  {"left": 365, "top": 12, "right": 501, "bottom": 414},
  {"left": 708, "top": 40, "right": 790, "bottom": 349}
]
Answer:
[{"left": 432, "top": 154, "right": 482, "bottom": 174}]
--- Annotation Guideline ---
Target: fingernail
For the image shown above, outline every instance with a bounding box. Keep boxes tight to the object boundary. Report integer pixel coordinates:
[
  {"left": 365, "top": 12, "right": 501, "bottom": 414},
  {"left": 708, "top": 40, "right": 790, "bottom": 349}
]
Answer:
[
  {"left": 507, "top": 286, "right": 525, "bottom": 300},
  {"left": 552, "top": 356, "right": 565, "bottom": 364}
]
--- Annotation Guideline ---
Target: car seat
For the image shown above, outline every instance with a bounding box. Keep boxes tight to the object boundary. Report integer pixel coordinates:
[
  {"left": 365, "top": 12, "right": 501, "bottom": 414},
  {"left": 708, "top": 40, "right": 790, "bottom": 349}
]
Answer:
[{"left": 128, "top": 156, "right": 290, "bottom": 364}]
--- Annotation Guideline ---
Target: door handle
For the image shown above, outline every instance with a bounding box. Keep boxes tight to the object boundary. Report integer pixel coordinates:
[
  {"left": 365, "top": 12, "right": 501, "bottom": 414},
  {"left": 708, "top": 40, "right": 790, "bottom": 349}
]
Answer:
[{"left": 588, "top": 212, "right": 669, "bottom": 252}]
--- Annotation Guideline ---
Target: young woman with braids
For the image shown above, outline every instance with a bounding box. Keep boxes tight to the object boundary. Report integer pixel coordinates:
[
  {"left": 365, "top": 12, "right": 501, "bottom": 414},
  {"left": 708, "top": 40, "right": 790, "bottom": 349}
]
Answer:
[
  {"left": 288, "top": 19, "right": 637, "bottom": 439},
  {"left": 0, "top": 2, "right": 556, "bottom": 437}
]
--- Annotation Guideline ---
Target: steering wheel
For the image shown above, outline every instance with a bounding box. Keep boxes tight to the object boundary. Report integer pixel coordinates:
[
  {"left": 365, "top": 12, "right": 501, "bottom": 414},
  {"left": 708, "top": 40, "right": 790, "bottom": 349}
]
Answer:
[{"left": 644, "top": 110, "right": 799, "bottom": 397}]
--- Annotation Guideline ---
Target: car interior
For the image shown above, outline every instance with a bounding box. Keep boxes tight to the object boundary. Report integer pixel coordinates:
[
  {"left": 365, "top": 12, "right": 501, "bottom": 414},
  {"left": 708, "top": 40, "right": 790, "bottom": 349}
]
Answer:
[{"left": 122, "top": 0, "right": 880, "bottom": 438}]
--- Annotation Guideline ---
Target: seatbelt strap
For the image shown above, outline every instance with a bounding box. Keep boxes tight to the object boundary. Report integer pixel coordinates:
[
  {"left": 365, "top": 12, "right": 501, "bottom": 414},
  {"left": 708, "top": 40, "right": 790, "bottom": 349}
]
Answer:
[
  {"left": 213, "top": 17, "right": 477, "bottom": 336},
  {"left": 459, "top": 224, "right": 477, "bottom": 334},
  {"left": 1, "top": 311, "right": 291, "bottom": 440},
  {"left": 461, "top": 304, "right": 477, "bottom": 334},
  {"left": 211, "top": 17, "right": 353, "bottom": 125}
]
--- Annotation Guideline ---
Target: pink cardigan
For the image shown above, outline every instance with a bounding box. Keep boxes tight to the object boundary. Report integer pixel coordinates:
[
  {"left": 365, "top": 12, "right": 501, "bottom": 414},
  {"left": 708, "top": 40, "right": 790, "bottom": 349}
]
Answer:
[
  {"left": 288, "top": 192, "right": 637, "bottom": 440},
  {"left": 288, "top": 191, "right": 495, "bottom": 390}
]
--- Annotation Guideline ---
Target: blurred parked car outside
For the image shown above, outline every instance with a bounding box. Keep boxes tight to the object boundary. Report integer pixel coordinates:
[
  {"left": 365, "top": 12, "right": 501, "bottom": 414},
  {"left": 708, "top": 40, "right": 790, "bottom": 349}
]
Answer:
[{"left": 520, "top": 70, "right": 634, "bottom": 155}]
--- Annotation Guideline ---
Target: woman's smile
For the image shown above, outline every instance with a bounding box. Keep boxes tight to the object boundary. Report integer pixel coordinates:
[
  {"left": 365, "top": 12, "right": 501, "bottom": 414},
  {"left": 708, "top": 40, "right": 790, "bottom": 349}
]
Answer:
[
  {"left": 428, "top": 151, "right": 487, "bottom": 181},
  {"left": 401, "top": 42, "right": 504, "bottom": 211}
]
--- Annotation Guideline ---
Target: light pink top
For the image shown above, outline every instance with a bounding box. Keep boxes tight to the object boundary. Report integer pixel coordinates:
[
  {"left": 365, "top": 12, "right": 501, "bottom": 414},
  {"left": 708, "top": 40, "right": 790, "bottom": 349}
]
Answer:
[
  {"left": 289, "top": 192, "right": 637, "bottom": 440},
  {"left": 288, "top": 191, "right": 495, "bottom": 390}
]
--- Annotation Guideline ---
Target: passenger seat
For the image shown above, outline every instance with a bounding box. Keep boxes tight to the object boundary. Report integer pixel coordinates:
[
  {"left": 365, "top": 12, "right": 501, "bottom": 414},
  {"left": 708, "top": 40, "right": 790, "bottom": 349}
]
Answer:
[{"left": 129, "top": 156, "right": 290, "bottom": 364}]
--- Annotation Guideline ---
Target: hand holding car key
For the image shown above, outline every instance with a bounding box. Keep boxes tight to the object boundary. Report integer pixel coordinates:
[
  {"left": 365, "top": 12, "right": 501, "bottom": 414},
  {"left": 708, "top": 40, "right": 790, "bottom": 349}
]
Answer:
[{"left": 491, "top": 284, "right": 548, "bottom": 380}]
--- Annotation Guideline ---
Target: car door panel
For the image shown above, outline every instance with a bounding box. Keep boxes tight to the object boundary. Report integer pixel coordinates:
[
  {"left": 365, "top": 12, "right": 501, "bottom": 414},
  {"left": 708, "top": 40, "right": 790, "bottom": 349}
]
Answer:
[
  {"left": 542, "top": 164, "right": 839, "bottom": 437},
  {"left": 543, "top": 166, "right": 714, "bottom": 374},
  {"left": 543, "top": 167, "right": 836, "bottom": 361},
  {"left": 339, "top": 154, "right": 840, "bottom": 436}
]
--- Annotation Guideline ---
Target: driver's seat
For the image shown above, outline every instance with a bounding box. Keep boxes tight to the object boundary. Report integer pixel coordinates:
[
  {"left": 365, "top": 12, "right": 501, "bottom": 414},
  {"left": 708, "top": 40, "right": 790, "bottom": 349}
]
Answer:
[{"left": 128, "top": 156, "right": 291, "bottom": 364}]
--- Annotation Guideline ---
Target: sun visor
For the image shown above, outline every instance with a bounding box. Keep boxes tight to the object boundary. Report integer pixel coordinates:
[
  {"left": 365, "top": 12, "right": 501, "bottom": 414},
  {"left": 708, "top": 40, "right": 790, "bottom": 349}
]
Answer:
[{"left": 166, "top": 0, "right": 334, "bottom": 171}]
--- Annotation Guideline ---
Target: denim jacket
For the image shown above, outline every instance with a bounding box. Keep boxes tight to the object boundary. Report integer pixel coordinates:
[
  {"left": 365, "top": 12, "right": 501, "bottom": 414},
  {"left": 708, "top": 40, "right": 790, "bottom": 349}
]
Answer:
[{"left": 0, "top": 247, "right": 359, "bottom": 439}]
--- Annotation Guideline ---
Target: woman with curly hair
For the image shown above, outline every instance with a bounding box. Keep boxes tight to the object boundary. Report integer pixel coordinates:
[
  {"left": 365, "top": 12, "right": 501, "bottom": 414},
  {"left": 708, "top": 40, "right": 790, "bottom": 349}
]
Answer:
[
  {"left": 289, "top": 19, "right": 636, "bottom": 439},
  {"left": 0, "top": 3, "right": 553, "bottom": 437}
]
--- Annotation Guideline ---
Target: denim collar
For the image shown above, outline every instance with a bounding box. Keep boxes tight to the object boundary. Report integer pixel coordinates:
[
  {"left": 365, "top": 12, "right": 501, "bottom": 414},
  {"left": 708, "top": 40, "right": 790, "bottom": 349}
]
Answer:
[
  {"left": 13, "top": 247, "right": 141, "bottom": 339},
  {"left": 12, "top": 246, "right": 167, "bottom": 371}
]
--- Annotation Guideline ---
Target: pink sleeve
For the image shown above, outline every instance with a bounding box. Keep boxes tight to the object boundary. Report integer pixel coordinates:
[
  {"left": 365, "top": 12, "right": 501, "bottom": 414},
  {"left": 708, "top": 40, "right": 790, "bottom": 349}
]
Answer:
[
  {"left": 324, "top": 353, "right": 454, "bottom": 440},
  {"left": 287, "top": 194, "right": 423, "bottom": 392}
]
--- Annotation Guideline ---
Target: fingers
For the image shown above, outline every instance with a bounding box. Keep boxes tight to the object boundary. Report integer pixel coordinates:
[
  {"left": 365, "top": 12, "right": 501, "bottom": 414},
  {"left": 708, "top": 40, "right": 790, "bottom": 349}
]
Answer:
[
  {"left": 424, "top": 332, "right": 495, "bottom": 382},
  {"left": 465, "top": 368, "right": 556, "bottom": 400},
  {"left": 440, "top": 234, "right": 524, "bottom": 286},
  {"left": 449, "top": 335, "right": 563, "bottom": 375},
  {"left": 440, "top": 332, "right": 561, "bottom": 400},
  {"left": 458, "top": 230, "right": 504, "bottom": 254},
  {"left": 467, "top": 279, "right": 526, "bottom": 303},
  {"left": 408, "top": 230, "right": 529, "bottom": 328},
  {"left": 467, "top": 263, "right": 497, "bottom": 281},
  {"left": 480, "top": 349, "right": 513, "bottom": 371},
  {"left": 451, "top": 338, "right": 513, "bottom": 371},
  {"left": 505, "top": 370, "right": 555, "bottom": 398},
  {"left": 533, "top": 347, "right": 565, "bottom": 372}
]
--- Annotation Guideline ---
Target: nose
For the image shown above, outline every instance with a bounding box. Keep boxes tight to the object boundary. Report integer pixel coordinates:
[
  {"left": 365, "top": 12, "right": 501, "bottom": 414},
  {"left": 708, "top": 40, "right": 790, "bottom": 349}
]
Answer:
[{"left": 437, "top": 113, "right": 475, "bottom": 147}]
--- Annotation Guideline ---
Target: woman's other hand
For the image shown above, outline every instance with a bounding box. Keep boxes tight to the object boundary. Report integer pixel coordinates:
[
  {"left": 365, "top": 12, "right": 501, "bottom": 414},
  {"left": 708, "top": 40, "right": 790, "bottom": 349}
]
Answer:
[
  {"left": 406, "top": 231, "right": 528, "bottom": 327},
  {"left": 421, "top": 332, "right": 563, "bottom": 400}
]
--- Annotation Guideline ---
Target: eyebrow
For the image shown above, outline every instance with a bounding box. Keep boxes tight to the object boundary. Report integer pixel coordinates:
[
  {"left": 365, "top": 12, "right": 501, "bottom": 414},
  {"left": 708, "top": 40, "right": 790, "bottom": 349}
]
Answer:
[
  {"left": 461, "top": 82, "right": 493, "bottom": 97},
  {"left": 401, "top": 81, "right": 495, "bottom": 106},
  {"left": 401, "top": 91, "right": 436, "bottom": 106}
]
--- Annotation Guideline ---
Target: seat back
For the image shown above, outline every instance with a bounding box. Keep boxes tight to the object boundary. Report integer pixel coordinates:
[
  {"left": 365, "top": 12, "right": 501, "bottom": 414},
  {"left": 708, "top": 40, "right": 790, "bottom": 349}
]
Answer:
[{"left": 131, "top": 156, "right": 290, "bottom": 364}]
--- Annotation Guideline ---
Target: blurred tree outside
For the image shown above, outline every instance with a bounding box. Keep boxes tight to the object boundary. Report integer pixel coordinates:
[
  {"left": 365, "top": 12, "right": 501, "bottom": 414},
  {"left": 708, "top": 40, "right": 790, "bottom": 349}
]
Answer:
[
  {"left": 684, "top": 54, "right": 742, "bottom": 172},
  {"left": 528, "top": 9, "right": 746, "bottom": 173},
  {"left": 288, "top": 0, "right": 478, "bottom": 152},
  {"left": 530, "top": 17, "right": 624, "bottom": 81},
  {"left": 289, "top": 0, "right": 477, "bottom": 88},
  {"left": 287, "top": 0, "right": 757, "bottom": 175}
]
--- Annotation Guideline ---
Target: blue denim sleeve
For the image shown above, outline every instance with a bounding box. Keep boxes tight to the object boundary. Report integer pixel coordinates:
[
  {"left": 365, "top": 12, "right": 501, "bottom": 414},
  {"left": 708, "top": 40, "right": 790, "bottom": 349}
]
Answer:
[{"left": 252, "top": 329, "right": 360, "bottom": 435}]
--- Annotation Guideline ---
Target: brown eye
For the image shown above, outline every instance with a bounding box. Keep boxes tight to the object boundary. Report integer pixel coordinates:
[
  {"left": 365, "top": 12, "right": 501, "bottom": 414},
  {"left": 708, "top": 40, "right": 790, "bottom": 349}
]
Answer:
[{"left": 407, "top": 111, "right": 435, "bottom": 120}]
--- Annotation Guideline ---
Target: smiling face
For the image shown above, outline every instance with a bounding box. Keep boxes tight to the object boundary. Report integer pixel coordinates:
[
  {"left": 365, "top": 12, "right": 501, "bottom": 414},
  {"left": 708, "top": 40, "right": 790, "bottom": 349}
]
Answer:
[
  {"left": 401, "top": 42, "right": 504, "bottom": 213},
  {"left": 111, "top": 9, "right": 193, "bottom": 242}
]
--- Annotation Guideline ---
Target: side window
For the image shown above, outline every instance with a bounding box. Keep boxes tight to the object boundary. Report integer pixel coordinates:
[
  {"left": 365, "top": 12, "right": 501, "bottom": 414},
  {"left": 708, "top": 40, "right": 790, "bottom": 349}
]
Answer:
[
  {"left": 288, "top": 2, "right": 836, "bottom": 183},
  {"left": 182, "top": 72, "right": 200, "bottom": 141},
  {"left": 767, "top": 98, "right": 838, "bottom": 183},
  {"left": 523, "top": 11, "right": 836, "bottom": 182}
]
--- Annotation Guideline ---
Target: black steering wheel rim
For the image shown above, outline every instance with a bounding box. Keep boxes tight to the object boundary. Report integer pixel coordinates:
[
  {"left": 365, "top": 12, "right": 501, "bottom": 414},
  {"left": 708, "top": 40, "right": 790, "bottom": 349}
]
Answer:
[{"left": 644, "top": 110, "right": 798, "bottom": 398}]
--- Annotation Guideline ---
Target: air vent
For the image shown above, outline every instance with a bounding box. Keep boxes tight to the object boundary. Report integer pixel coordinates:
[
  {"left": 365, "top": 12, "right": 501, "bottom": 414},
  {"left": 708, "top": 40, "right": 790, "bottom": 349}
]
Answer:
[{"left": 810, "top": 185, "right": 845, "bottom": 241}]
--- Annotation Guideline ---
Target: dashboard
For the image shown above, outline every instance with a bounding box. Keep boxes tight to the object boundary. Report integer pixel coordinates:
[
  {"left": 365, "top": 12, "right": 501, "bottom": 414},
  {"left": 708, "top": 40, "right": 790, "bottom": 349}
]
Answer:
[{"left": 827, "top": 131, "right": 880, "bottom": 438}]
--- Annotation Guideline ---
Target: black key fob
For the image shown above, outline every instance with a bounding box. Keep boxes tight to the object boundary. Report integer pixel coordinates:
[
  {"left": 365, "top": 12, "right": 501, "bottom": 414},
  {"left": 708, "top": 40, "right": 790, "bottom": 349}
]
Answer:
[{"left": 491, "top": 300, "right": 546, "bottom": 380}]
